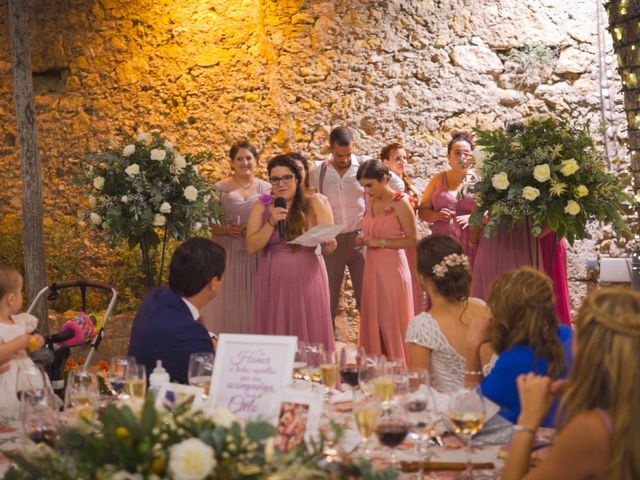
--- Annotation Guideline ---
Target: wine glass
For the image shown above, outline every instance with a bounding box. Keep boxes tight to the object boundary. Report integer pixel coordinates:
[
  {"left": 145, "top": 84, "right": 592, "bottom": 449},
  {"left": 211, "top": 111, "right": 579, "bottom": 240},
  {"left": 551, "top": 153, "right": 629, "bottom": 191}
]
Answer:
[
  {"left": 125, "top": 364, "right": 147, "bottom": 402},
  {"left": 446, "top": 388, "right": 486, "bottom": 479},
  {"left": 302, "top": 343, "right": 324, "bottom": 385},
  {"left": 292, "top": 340, "right": 307, "bottom": 381},
  {"left": 16, "top": 363, "right": 47, "bottom": 401},
  {"left": 372, "top": 361, "right": 396, "bottom": 406},
  {"left": 357, "top": 354, "right": 385, "bottom": 396},
  {"left": 402, "top": 368, "right": 435, "bottom": 476},
  {"left": 375, "top": 402, "right": 410, "bottom": 467},
  {"left": 21, "top": 389, "right": 60, "bottom": 447},
  {"left": 109, "top": 356, "right": 136, "bottom": 399},
  {"left": 353, "top": 392, "right": 381, "bottom": 458},
  {"left": 320, "top": 350, "right": 339, "bottom": 398},
  {"left": 64, "top": 368, "right": 100, "bottom": 422},
  {"left": 188, "top": 352, "right": 214, "bottom": 399},
  {"left": 446, "top": 202, "right": 457, "bottom": 225},
  {"left": 339, "top": 345, "right": 365, "bottom": 390}
]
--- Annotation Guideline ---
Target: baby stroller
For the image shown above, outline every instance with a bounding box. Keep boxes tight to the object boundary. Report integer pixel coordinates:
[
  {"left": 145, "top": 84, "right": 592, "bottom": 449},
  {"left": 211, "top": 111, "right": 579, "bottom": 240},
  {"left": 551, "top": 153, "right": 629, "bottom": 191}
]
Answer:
[{"left": 27, "top": 279, "right": 117, "bottom": 397}]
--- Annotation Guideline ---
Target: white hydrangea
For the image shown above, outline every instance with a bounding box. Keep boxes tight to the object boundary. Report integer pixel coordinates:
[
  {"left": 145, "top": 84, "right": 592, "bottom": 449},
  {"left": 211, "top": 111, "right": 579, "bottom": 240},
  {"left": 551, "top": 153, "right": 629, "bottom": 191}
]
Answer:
[
  {"left": 122, "top": 144, "right": 136, "bottom": 157},
  {"left": 533, "top": 164, "right": 551, "bottom": 183},
  {"left": 168, "top": 438, "right": 216, "bottom": 480},
  {"left": 184, "top": 185, "right": 198, "bottom": 202},
  {"left": 153, "top": 214, "right": 166, "bottom": 227},
  {"left": 150, "top": 149, "right": 167, "bottom": 161},
  {"left": 89, "top": 212, "right": 102, "bottom": 226},
  {"left": 125, "top": 164, "right": 140, "bottom": 177},
  {"left": 160, "top": 202, "right": 172, "bottom": 214},
  {"left": 491, "top": 172, "right": 509, "bottom": 191},
  {"left": 93, "top": 176, "right": 105, "bottom": 190}
]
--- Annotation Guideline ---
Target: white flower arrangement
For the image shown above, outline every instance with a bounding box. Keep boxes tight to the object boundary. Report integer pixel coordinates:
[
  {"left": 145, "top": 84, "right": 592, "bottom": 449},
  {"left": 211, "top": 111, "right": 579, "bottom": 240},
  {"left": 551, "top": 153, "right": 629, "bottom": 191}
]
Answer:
[
  {"left": 168, "top": 438, "right": 216, "bottom": 480},
  {"left": 82, "top": 131, "right": 222, "bottom": 286},
  {"left": 470, "top": 117, "right": 631, "bottom": 243}
]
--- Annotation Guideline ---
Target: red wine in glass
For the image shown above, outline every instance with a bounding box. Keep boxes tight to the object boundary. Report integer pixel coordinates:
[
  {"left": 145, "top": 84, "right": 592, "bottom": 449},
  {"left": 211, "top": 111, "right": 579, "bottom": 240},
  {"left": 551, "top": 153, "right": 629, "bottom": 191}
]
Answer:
[
  {"left": 340, "top": 366, "right": 360, "bottom": 388},
  {"left": 376, "top": 421, "right": 409, "bottom": 448}
]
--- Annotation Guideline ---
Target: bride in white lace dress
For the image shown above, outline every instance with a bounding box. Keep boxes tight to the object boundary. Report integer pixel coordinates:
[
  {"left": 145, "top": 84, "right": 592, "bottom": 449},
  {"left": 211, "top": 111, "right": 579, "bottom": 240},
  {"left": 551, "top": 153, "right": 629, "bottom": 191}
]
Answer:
[{"left": 406, "top": 234, "right": 494, "bottom": 393}]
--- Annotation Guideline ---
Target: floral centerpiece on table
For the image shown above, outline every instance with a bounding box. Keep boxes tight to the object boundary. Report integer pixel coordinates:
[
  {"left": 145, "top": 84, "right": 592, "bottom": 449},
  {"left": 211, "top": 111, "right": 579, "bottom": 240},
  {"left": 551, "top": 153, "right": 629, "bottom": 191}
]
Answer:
[
  {"left": 81, "top": 131, "right": 222, "bottom": 287},
  {"left": 469, "top": 117, "right": 631, "bottom": 244},
  {"left": 5, "top": 399, "right": 397, "bottom": 480}
]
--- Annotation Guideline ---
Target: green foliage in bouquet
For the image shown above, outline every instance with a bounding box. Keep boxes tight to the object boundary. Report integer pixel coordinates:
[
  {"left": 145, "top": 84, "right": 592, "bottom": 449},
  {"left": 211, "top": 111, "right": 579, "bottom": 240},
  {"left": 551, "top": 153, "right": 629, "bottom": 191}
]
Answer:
[
  {"left": 79, "top": 131, "right": 223, "bottom": 287},
  {"left": 5, "top": 398, "right": 398, "bottom": 480},
  {"left": 469, "top": 117, "right": 631, "bottom": 244}
]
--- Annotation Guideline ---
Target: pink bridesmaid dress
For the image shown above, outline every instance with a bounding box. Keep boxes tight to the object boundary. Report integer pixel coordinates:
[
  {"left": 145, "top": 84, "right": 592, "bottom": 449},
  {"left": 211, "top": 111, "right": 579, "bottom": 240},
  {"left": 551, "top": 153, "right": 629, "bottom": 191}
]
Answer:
[
  {"left": 202, "top": 179, "right": 271, "bottom": 334},
  {"left": 359, "top": 194, "right": 414, "bottom": 361},
  {"left": 539, "top": 233, "right": 572, "bottom": 326},
  {"left": 252, "top": 199, "right": 335, "bottom": 351}
]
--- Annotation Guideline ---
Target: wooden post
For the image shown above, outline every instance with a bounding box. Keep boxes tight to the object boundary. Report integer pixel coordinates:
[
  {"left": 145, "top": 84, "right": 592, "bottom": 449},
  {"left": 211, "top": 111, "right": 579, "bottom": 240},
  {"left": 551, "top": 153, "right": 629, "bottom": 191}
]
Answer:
[{"left": 8, "top": 0, "right": 48, "bottom": 332}]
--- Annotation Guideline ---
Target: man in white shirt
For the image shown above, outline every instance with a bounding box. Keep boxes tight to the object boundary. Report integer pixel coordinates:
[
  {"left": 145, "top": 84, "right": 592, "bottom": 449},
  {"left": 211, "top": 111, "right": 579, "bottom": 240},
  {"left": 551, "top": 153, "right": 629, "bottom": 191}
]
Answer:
[{"left": 309, "top": 127, "right": 367, "bottom": 325}]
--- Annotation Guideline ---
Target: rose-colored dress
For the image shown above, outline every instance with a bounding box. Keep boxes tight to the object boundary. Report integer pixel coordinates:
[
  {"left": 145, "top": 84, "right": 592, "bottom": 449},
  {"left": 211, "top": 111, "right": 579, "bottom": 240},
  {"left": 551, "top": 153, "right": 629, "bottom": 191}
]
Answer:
[
  {"left": 202, "top": 179, "right": 271, "bottom": 334},
  {"left": 539, "top": 233, "right": 572, "bottom": 326},
  {"left": 430, "top": 171, "right": 478, "bottom": 264},
  {"left": 471, "top": 219, "right": 540, "bottom": 299},
  {"left": 359, "top": 194, "right": 414, "bottom": 361},
  {"left": 252, "top": 199, "right": 335, "bottom": 351}
]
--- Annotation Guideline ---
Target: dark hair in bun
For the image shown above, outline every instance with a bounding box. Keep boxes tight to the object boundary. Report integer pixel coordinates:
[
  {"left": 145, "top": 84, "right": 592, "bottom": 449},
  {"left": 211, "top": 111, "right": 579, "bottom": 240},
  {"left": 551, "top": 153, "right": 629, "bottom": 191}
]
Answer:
[{"left": 416, "top": 234, "right": 471, "bottom": 302}]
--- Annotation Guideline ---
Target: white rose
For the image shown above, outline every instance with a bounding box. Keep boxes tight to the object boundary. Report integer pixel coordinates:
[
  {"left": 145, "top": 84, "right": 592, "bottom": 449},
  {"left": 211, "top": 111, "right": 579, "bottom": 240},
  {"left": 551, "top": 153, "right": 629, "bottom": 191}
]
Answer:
[
  {"left": 171, "top": 155, "right": 187, "bottom": 174},
  {"left": 491, "top": 172, "right": 510, "bottom": 191},
  {"left": 125, "top": 163, "right": 140, "bottom": 177},
  {"left": 122, "top": 144, "right": 136, "bottom": 157},
  {"left": 153, "top": 214, "right": 166, "bottom": 226},
  {"left": 193, "top": 222, "right": 203, "bottom": 232},
  {"left": 560, "top": 158, "right": 579, "bottom": 176},
  {"left": 88, "top": 195, "right": 96, "bottom": 208},
  {"left": 575, "top": 185, "right": 589, "bottom": 198},
  {"left": 164, "top": 140, "right": 174, "bottom": 150},
  {"left": 93, "top": 176, "right": 105, "bottom": 190},
  {"left": 522, "top": 186, "right": 541, "bottom": 201},
  {"left": 533, "top": 164, "right": 551, "bottom": 182},
  {"left": 160, "top": 202, "right": 172, "bottom": 214},
  {"left": 211, "top": 408, "right": 235, "bottom": 428},
  {"left": 168, "top": 438, "right": 216, "bottom": 480},
  {"left": 89, "top": 212, "right": 102, "bottom": 225},
  {"left": 184, "top": 185, "right": 198, "bottom": 202},
  {"left": 564, "top": 200, "right": 581, "bottom": 216},
  {"left": 150, "top": 149, "right": 166, "bottom": 161},
  {"left": 121, "top": 195, "right": 129, "bottom": 204},
  {"left": 136, "top": 132, "right": 151, "bottom": 144}
]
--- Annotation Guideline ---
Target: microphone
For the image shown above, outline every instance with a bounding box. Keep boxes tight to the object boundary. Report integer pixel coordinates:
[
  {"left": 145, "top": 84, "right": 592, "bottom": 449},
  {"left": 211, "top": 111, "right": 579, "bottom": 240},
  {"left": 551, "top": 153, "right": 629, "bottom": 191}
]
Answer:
[
  {"left": 274, "top": 197, "right": 286, "bottom": 240},
  {"left": 49, "top": 312, "right": 96, "bottom": 348}
]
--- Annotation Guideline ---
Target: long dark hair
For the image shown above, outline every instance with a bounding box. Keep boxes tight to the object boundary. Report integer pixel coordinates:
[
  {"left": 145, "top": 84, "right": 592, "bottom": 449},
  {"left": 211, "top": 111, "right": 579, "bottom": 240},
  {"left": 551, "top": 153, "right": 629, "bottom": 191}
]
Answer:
[
  {"left": 267, "top": 155, "right": 310, "bottom": 241},
  {"left": 356, "top": 159, "right": 390, "bottom": 182}
]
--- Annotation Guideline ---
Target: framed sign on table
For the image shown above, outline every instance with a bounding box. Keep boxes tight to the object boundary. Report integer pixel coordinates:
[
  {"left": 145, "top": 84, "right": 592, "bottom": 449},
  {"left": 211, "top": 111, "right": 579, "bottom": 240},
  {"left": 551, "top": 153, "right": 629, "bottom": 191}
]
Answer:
[{"left": 207, "top": 334, "right": 297, "bottom": 420}]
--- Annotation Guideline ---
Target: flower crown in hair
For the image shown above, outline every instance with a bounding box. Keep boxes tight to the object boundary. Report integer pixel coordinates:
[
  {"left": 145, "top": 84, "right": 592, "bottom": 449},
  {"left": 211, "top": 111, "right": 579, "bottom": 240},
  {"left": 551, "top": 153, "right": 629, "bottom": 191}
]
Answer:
[{"left": 432, "top": 253, "right": 471, "bottom": 278}]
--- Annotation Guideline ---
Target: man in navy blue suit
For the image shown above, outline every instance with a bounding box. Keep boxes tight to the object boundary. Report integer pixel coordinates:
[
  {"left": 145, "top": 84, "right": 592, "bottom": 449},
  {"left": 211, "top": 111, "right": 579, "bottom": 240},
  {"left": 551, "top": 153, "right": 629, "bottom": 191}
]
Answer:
[{"left": 128, "top": 237, "right": 225, "bottom": 383}]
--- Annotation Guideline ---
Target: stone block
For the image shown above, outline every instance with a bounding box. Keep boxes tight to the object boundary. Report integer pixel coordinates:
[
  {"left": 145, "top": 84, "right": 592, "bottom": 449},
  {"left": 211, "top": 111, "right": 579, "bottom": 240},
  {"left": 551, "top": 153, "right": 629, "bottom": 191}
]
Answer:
[
  {"left": 451, "top": 46, "right": 503, "bottom": 73},
  {"left": 555, "top": 47, "right": 593, "bottom": 75}
]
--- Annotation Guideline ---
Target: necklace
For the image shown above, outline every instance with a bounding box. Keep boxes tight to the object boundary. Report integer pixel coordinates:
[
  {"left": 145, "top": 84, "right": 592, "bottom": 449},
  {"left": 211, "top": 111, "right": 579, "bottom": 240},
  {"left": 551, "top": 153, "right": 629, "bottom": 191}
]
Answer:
[{"left": 233, "top": 177, "right": 255, "bottom": 190}]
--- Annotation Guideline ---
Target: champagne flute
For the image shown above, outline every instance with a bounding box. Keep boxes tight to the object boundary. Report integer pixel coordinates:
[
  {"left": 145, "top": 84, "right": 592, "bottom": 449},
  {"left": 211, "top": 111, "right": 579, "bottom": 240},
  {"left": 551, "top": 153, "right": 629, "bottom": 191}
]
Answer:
[
  {"left": 446, "top": 388, "right": 486, "bottom": 479},
  {"left": 125, "top": 364, "right": 147, "bottom": 401},
  {"left": 292, "top": 340, "right": 307, "bottom": 381},
  {"left": 339, "top": 345, "right": 365, "bottom": 389},
  {"left": 188, "top": 352, "right": 215, "bottom": 399},
  {"left": 320, "top": 350, "right": 339, "bottom": 398},
  {"left": 302, "top": 343, "right": 324, "bottom": 385},
  {"left": 353, "top": 393, "right": 381, "bottom": 458},
  {"left": 109, "top": 356, "right": 136, "bottom": 399}
]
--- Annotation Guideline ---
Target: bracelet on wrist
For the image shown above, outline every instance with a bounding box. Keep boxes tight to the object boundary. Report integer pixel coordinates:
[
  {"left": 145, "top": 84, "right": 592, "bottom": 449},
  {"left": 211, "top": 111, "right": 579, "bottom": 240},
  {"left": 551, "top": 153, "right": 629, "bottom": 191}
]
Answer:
[
  {"left": 379, "top": 238, "right": 386, "bottom": 248},
  {"left": 513, "top": 424, "right": 537, "bottom": 436},
  {"left": 464, "top": 370, "right": 483, "bottom": 376}
]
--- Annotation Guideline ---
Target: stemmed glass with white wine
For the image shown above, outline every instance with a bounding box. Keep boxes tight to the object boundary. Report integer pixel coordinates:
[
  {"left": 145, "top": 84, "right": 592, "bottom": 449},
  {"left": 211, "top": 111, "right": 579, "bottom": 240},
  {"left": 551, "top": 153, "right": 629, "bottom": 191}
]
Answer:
[
  {"left": 124, "top": 364, "right": 147, "bottom": 402},
  {"left": 320, "top": 350, "right": 339, "bottom": 399},
  {"left": 109, "top": 356, "right": 136, "bottom": 399},
  {"left": 188, "top": 352, "right": 215, "bottom": 399},
  {"left": 446, "top": 388, "right": 486, "bottom": 479}
]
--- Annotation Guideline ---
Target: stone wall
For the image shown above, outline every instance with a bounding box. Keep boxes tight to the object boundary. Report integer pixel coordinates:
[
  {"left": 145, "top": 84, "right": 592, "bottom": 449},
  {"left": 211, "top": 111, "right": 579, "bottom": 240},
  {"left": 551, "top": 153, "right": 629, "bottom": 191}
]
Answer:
[{"left": 0, "top": 0, "right": 629, "bottom": 311}]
